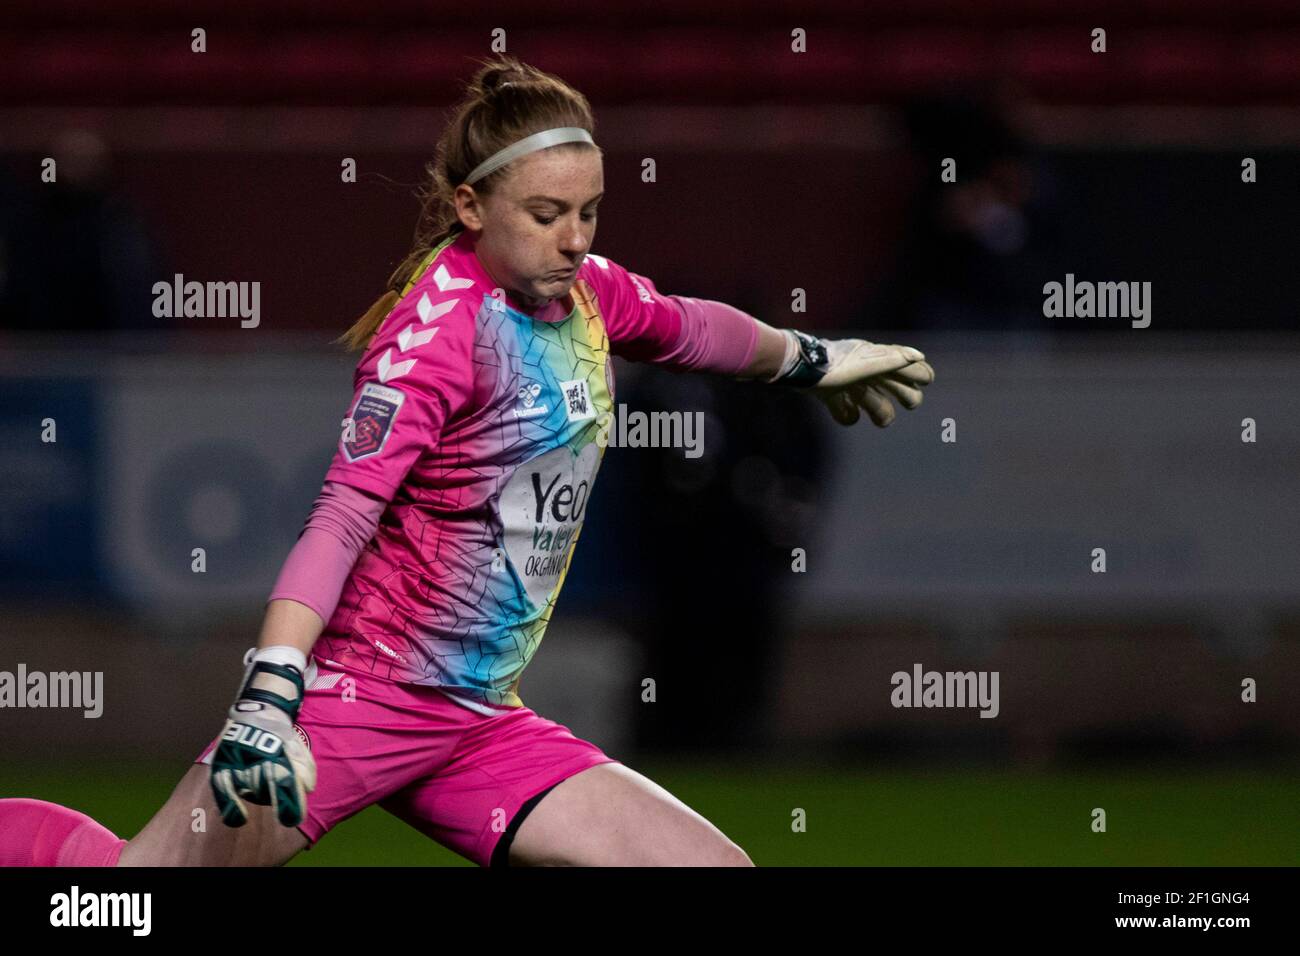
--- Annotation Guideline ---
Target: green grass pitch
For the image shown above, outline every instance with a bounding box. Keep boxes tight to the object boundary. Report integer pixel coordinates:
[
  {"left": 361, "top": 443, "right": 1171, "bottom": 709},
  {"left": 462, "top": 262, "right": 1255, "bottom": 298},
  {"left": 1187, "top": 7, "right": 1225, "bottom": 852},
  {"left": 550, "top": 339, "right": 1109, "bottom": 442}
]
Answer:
[{"left": 3, "top": 759, "right": 1295, "bottom": 866}]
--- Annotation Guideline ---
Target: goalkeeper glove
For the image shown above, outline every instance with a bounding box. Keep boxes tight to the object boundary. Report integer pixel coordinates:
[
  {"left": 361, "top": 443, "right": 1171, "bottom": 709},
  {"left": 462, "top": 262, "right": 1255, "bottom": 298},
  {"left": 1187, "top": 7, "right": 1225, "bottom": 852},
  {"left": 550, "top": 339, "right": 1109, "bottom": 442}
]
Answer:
[
  {"left": 210, "top": 646, "right": 316, "bottom": 828},
  {"left": 767, "top": 328, "right": 934, "bottom": 427}
]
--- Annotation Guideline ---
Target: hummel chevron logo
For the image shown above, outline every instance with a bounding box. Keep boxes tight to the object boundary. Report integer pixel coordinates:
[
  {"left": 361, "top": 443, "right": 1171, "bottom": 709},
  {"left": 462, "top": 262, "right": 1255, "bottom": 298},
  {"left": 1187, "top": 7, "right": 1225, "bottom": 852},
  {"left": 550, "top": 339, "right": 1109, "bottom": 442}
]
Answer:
[
  {"left": 433, "top": 263, "right": 474, "bottom": 292},
  {"left": 417, "top": 292, "right": 458, "bottom": 324},
  {"left": 377, "top": 348, "right": 417, "bottom": 383},
  {"left": 397, "top": 324, "right": 439, "bottom": 352}
]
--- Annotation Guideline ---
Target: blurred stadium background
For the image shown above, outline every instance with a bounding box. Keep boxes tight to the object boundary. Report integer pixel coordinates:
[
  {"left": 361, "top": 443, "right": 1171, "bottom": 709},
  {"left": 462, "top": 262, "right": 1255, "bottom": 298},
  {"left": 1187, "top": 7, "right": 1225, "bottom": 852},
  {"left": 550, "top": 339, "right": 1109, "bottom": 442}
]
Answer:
[{"left": 1, "top": 1, "right": 1297, "bottom": 865}]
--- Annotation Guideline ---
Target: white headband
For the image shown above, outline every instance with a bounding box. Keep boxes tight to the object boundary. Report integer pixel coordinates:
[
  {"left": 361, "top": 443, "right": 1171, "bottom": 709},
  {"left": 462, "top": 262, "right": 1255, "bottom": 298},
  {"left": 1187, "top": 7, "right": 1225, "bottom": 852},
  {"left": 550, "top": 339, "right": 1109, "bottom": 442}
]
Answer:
[{"left": 462, "top": 127, "right": 596, "bottom": 186}]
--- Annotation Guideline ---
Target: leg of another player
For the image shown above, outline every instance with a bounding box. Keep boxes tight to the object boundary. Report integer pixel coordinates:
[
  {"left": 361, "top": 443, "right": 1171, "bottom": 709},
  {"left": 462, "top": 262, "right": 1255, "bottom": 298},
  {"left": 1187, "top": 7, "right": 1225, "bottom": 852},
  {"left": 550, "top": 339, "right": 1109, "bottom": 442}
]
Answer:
[
  {"left": 507, "top": 762, "right": 754, "bottom": 866},
  {"left": 118, "top": 764, "right": 309, "bottom": 867}
]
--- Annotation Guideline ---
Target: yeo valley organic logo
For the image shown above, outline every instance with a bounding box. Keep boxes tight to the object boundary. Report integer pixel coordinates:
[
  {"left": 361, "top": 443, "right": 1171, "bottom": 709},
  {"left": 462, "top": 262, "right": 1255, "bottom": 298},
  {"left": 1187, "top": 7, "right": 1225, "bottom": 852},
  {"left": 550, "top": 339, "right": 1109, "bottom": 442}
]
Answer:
[{"left": 496, "top": 443, "right": 600, "bottom": 608}]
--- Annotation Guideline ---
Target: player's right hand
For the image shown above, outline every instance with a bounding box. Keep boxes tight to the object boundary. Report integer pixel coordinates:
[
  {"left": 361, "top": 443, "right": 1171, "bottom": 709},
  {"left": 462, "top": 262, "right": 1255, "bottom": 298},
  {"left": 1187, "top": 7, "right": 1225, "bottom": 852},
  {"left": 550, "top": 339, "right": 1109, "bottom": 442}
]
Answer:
[{"left": 209, "top": 649, "right": 317, "bottom": 828}]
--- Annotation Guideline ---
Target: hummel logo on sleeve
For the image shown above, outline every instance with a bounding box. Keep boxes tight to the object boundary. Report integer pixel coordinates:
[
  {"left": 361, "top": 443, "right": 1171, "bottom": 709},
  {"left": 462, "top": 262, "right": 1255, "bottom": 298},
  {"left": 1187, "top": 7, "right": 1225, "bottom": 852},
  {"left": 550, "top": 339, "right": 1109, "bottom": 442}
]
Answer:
[
  {"left": 397, "top": 324, "right": 439, "bottom": 352},
  {"left": 377, "top": 347, "right": 417, "bottom": 383},
  {"left": 417, "top": 291, "right": 459, "bottom": 324},
  {"left": 628, "top": 275, "right": 653, "bottom": 303},
  {"left": 432, "top": 263, "right": 474, "bottom": 292}
]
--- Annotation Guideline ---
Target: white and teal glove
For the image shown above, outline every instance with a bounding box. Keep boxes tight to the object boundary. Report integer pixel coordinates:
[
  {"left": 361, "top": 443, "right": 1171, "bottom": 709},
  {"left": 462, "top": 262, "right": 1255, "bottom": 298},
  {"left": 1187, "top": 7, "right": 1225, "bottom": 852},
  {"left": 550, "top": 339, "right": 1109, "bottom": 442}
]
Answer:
[
  {"left": 767, "top": 329, "right": 934, "bottom": 427},
  {"left": 210, "top": 646, "right": 316, "bottom": 828}
]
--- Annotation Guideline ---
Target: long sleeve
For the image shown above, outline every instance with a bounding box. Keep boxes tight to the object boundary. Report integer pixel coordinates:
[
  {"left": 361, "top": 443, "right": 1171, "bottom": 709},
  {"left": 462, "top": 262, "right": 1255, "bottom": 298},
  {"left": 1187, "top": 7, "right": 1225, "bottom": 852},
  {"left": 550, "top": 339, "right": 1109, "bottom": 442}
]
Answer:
[
  {"left": 321, "top": 290, "right": 477, "bottom": 501},
  {"left": 585, "top": 254, "right": 759, "bottom": 375},
  {"left": 656, "top": 295, "right": 760, "bottom": 375},
  {"left": 265, "top": 480, "right": 387, "bottom": 625}
]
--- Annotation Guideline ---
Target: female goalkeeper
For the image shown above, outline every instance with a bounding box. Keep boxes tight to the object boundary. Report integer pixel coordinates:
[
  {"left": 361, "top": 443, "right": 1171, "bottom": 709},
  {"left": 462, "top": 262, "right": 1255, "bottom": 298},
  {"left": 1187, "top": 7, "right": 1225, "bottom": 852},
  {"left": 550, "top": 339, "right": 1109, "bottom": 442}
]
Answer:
[{"left": 0, "top": 55, "right": 932, "bottom": 867}]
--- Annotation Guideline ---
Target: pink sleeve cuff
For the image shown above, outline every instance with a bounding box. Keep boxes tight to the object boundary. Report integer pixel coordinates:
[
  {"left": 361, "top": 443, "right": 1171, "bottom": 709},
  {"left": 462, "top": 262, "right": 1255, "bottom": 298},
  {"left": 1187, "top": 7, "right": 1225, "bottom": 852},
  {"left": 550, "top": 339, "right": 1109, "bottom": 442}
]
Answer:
[
  {"left": 266, "top": 480, "right": 387, "bottom": 625},
  {"left": 657, "top": 295, "right": 760, "bottom": 376}
]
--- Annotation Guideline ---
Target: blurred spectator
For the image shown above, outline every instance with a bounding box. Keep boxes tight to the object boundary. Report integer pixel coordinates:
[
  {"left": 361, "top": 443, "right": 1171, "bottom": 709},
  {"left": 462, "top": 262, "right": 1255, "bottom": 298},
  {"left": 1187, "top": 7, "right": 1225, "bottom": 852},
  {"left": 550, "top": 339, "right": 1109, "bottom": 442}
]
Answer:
[
  {"left": 0, "top": 129, "right": 164, "bottom": 333},
  {"left": 618, "top": 369, "right": 829, "bottom": 755},
  {"left": 872, "top": 93, "right": 1061, "bottom": 332}
]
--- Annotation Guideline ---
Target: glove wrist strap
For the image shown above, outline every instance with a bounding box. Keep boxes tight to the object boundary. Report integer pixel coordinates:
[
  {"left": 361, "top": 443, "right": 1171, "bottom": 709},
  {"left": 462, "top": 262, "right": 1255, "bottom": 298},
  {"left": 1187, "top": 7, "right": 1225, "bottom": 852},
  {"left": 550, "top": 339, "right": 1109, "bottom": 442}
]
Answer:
[
  {"left": 236, "top": 660, "right": 305, "bottom": 722},
  {"left": 246, "top": 644, "right": 308, "bottom": 672},
  {"left": 767, "top": 328, "right": 831, "bottom": 387}
]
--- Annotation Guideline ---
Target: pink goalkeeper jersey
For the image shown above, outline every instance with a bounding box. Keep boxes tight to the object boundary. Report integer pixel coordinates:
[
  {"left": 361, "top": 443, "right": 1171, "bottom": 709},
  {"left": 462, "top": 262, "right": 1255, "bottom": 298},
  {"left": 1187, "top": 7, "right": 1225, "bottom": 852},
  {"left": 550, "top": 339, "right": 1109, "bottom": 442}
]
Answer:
[{"left": 316, "top": 227, "right": 701, "bottom": 715}]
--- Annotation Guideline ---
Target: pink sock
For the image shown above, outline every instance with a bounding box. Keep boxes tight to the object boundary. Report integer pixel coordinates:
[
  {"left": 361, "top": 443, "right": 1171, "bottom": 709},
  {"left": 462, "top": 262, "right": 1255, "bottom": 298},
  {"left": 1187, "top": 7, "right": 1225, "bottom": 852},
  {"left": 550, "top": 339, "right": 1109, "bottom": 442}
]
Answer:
[{"left": 0, "top": 798, "right": 127, "bottom": 867}]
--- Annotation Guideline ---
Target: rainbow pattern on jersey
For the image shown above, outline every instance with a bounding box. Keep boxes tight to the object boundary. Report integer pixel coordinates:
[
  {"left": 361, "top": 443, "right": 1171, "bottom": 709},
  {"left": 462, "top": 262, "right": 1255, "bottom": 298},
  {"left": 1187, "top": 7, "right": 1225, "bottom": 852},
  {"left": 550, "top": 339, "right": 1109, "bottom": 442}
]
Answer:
[{"left": 319, "top": 230, "right": 616, "bottom": 711}]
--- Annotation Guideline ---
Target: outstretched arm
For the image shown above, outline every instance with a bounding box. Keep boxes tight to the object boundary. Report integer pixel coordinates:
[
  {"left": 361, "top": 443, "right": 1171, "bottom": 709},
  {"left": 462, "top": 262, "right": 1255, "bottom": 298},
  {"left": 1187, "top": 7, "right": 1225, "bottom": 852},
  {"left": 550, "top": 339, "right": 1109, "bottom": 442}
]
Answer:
[
  {"left": 668, "top": 294, "right": 935, "bottom": 428},
  {"left": 740, "top": 318, "right": 795, "bottom": 382},
  {"left": 591, "top": 260, "right": 934, "bottom": 427}
]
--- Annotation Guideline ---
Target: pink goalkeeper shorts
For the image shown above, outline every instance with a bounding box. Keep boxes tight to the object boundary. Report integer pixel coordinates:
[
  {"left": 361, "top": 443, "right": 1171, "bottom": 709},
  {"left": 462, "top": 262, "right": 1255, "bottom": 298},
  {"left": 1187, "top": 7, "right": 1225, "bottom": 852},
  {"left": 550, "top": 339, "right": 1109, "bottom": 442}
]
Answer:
[{"left": 195, "top": 656, "right": 619, "bottom": 866}]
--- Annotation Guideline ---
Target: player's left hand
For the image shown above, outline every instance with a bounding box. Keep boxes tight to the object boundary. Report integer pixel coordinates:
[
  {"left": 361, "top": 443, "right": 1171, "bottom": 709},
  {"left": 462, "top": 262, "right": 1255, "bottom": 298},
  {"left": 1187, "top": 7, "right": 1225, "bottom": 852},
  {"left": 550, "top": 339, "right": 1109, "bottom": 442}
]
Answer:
[{"left": 770, "top": 329, "right": 934, "bottom": 427}]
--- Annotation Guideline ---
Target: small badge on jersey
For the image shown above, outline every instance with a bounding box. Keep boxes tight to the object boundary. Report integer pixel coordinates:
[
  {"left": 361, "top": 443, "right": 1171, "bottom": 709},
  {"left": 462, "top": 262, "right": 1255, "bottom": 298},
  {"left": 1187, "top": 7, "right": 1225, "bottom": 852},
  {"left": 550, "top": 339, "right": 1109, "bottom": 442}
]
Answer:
[
  {"left": 559, "top": 378, "right": 595, "bottom": 423},
  {"left": 342, "top": 381, "right": 406, "bottom": 462}
]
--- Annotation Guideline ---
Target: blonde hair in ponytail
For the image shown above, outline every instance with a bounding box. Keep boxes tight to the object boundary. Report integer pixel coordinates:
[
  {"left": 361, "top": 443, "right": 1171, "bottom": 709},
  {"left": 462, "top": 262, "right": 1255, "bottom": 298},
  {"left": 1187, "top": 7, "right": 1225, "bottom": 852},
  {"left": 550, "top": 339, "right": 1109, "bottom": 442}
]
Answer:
[{"left": 335, "top": 55, "right": 599, "bottom": 352}]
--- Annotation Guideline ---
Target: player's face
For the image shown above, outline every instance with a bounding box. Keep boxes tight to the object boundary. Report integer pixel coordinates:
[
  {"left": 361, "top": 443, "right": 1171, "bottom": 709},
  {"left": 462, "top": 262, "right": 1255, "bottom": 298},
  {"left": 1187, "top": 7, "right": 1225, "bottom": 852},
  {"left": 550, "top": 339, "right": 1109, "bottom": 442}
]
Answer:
[{"left": 461, "top": 146, "right": 603, "bottom": 311}]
